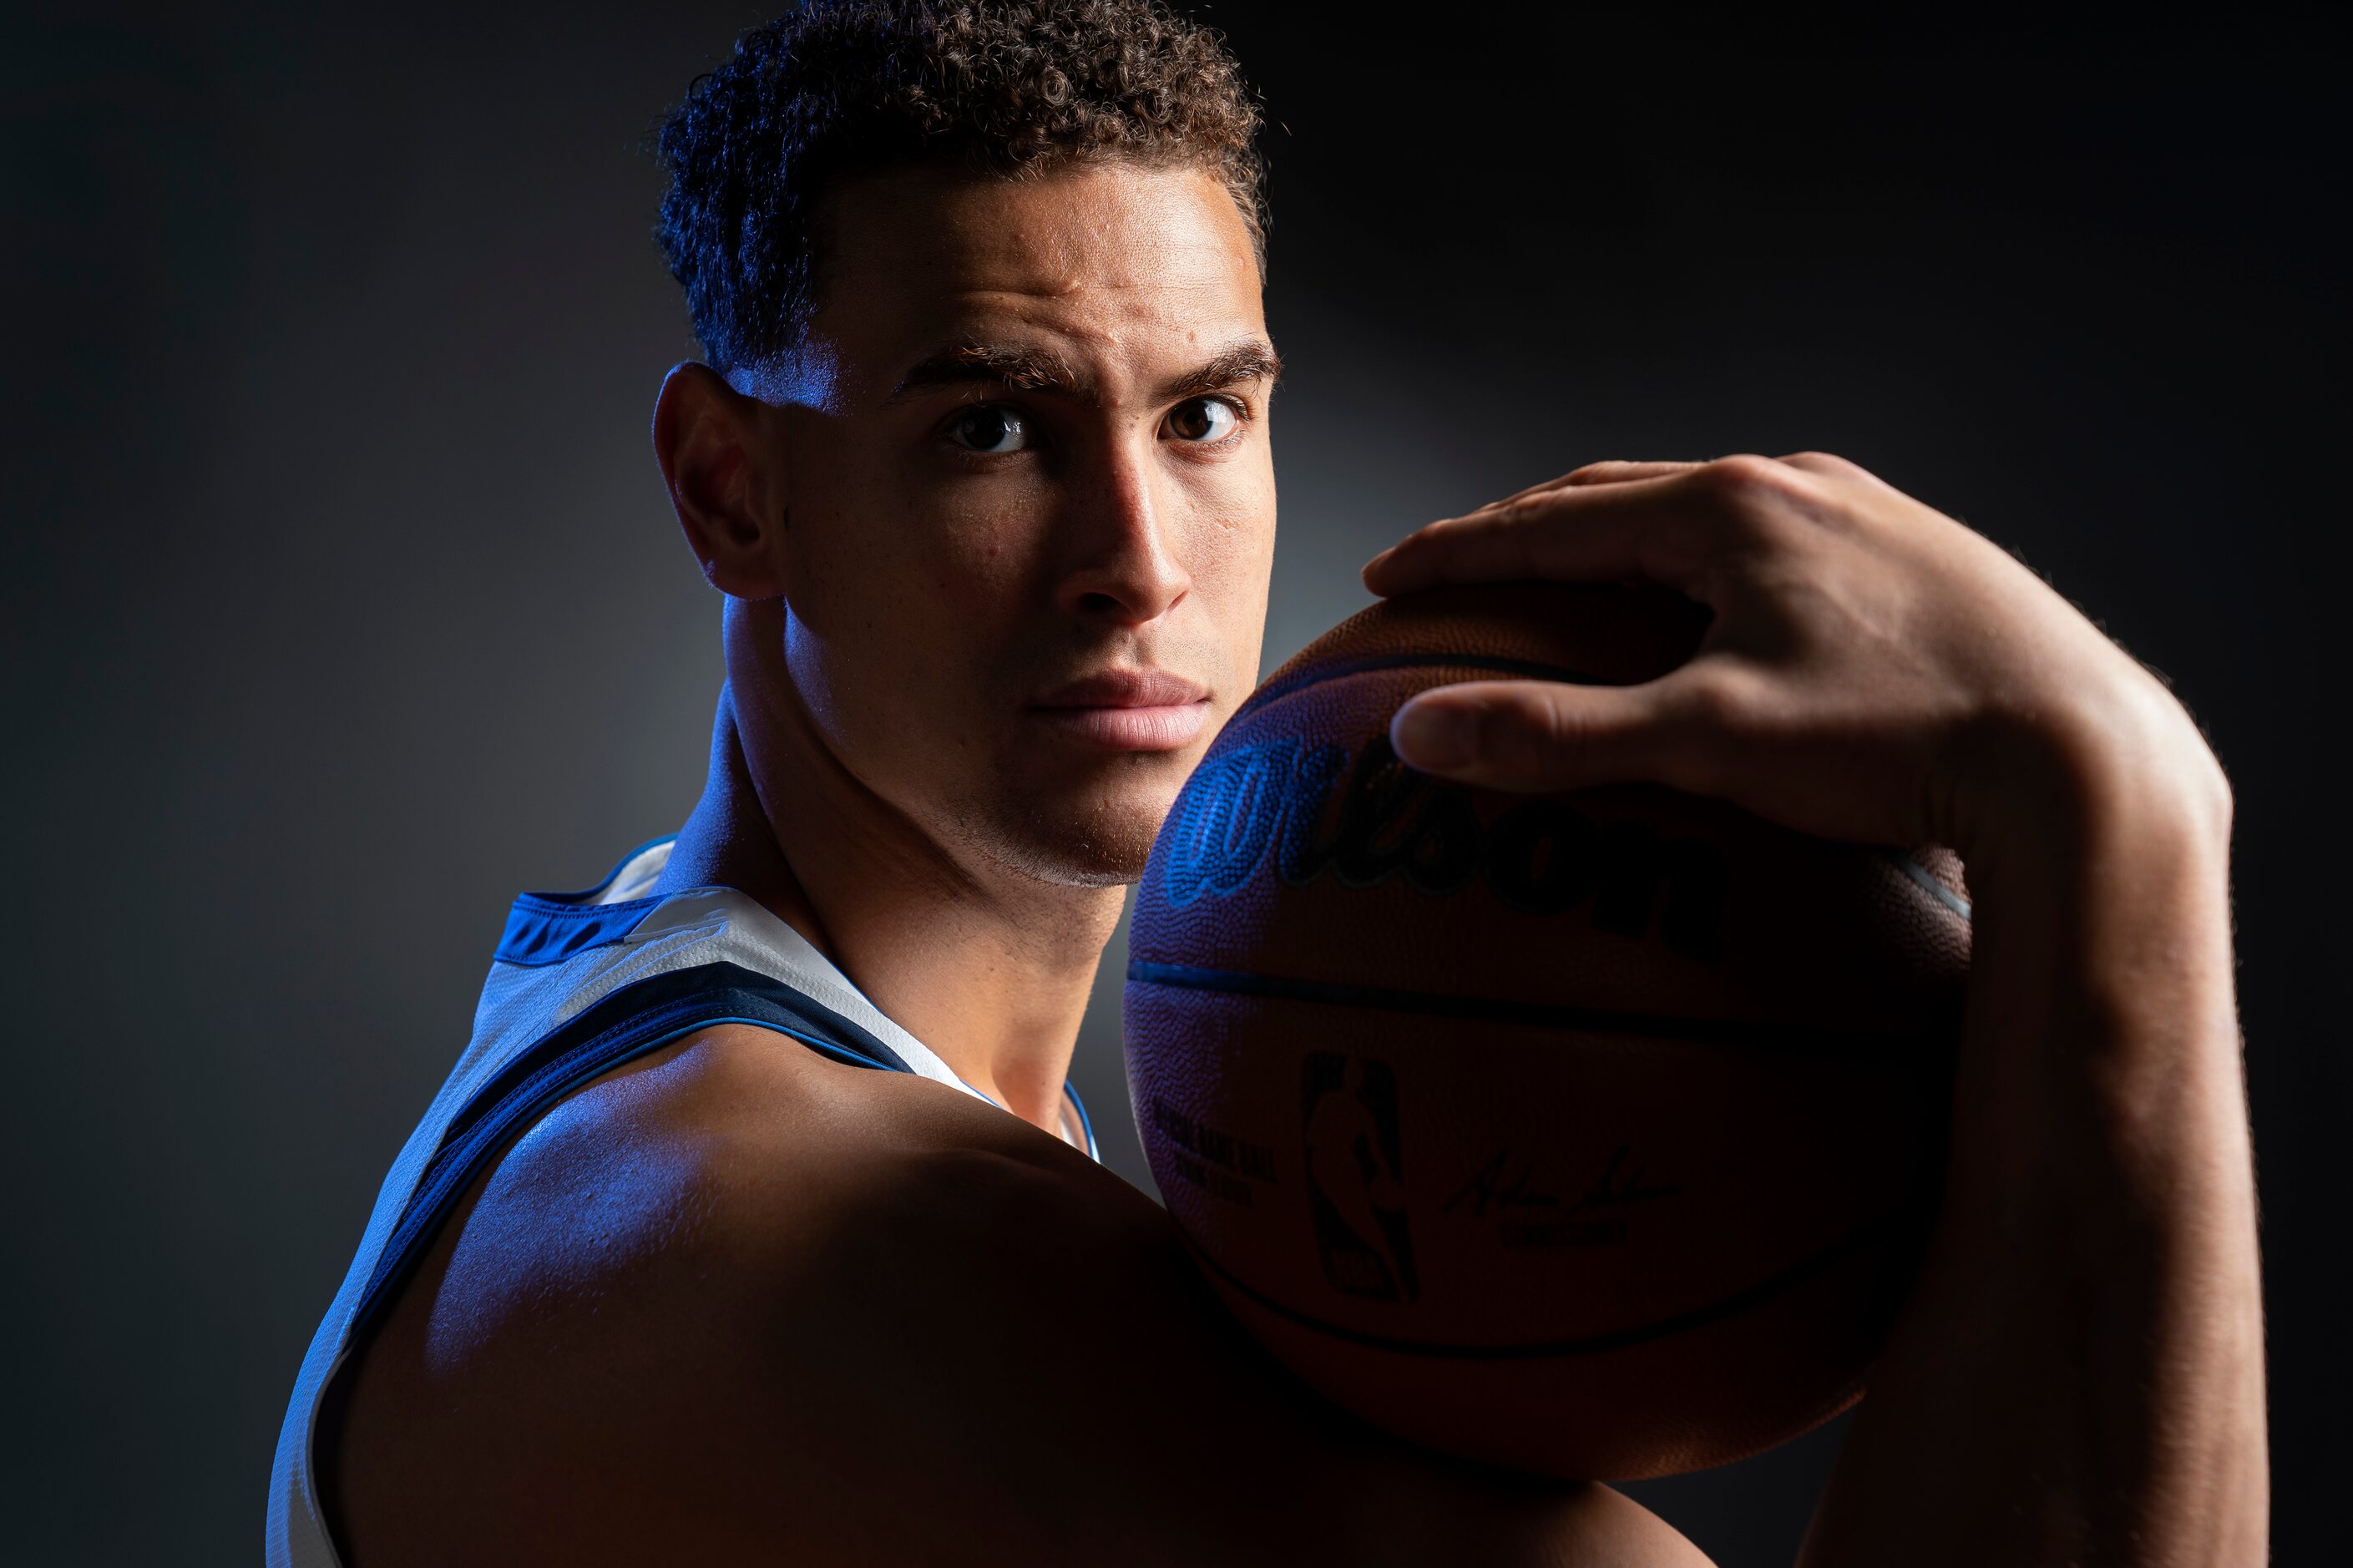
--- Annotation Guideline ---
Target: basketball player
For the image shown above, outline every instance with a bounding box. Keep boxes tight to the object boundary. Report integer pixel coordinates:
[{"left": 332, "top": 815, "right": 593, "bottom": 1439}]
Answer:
[{"left": 267, "top": 3, "right": 2265, "bottom": 1563}]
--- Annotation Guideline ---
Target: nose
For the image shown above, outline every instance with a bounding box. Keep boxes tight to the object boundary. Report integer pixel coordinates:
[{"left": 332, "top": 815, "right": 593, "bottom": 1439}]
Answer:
[{"left": 1051, "top": 432, "right": 1192, "bottom": 627}]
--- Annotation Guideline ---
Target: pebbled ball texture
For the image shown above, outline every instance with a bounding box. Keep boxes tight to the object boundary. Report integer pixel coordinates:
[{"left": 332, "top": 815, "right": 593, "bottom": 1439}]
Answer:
[{"left": 1126, "top": 582, "right": 1970, "bottom": 1480}]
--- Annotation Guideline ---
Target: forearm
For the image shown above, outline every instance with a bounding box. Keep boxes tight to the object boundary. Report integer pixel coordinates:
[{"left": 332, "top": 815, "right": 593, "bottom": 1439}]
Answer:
[{"left": 1803, "top": 745, "right": 2266, "bottom": 1565}]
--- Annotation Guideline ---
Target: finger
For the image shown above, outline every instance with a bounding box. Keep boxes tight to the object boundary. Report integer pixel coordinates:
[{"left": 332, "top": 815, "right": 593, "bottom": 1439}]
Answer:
[
  {"left": 1480, "top": 468, "right": 1600, "bottom": 510},
  {"left": 1481, "top": 459, "right": 1702, "bottom": 512},
  {"left": 1774, "top": 450, "right": 1886, "bottom": 488},
  {"left": 1388, "top": 667, "right": 1739, "bottom": 796},
  {"left": 1558, "top": 460, "right": 1704, "bottom": 487},
  {"left": 1486, "top": 457, "right": 1800, "bottom": 513},
  {"left": 1361, "top": 471, "right": 1716, "bottom": 598}
]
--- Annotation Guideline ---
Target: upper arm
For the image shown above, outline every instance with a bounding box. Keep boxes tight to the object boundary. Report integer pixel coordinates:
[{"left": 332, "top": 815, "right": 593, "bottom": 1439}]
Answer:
[
  {"left": 702, "top": 1055, "right": 1709, "bottom": 1567},
  {"left": 331, "top": 1027, "right": 1709, "bottom": 1567}
]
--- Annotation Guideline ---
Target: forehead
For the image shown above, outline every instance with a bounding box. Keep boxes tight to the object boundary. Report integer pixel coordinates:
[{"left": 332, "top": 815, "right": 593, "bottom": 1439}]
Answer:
[{"left": 810, "top": 160, "right": 1266, "bottom": 395}]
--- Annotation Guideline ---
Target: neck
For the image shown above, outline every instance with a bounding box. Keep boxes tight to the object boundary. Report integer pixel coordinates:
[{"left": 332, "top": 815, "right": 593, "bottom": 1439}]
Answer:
[{"left": 657, "top": 609, "right": 1123, "bottom": 1136}]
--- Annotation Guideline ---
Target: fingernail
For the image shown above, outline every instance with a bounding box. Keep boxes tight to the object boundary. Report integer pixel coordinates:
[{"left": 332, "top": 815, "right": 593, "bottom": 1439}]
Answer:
[{"left": 1393, "top": 700, "right": 1475, "bottom": 771}]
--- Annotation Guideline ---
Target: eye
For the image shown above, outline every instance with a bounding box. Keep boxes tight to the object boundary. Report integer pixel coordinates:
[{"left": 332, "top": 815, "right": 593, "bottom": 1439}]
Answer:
[
  {"left": 947, "top": 404, "right": 1030, "bottom": 454},
  {"left": 1164, "top": 397, "right": 1241, "bottom": 444}
]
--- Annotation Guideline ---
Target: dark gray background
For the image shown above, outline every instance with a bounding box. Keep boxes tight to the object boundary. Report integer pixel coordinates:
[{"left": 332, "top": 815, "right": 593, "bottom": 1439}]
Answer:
[{"left": 5, "top": 4, "right": 2343, "bottom": 1563}]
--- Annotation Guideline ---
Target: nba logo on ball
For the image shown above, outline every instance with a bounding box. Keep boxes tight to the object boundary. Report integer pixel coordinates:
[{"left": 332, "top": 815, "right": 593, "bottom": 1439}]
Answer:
[
  {"left": 1302, "top": 1053, "right": 1418, "bottom": 1305},
  {"left": 1126, "top": 583, "right": 1970, "bottom": 1479}
]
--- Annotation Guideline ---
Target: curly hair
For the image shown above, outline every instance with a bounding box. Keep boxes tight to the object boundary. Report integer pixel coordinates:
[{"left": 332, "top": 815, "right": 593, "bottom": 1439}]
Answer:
[{"left": 655, "top": 1, "right": 1267, "bottom": 375}]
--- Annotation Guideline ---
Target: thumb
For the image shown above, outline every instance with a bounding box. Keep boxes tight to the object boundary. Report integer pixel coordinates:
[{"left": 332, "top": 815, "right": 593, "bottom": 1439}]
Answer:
[{"left": 1388, "top": 673, "right": 1730, "bottom": 794}]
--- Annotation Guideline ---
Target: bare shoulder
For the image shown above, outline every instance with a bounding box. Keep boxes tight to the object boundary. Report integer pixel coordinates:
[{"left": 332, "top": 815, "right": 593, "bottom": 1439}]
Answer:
[{"left": 329, "top": 1025, "right": 1708, "bottom": 1568}]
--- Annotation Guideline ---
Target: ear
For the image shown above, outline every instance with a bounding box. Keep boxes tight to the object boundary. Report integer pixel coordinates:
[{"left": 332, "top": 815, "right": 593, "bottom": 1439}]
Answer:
[{"left": 651, "top": 362, "right": 791, "bottom": 599}]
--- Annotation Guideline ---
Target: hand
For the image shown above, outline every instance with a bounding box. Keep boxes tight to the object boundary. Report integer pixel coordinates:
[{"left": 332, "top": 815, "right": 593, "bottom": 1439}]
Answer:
[
  {"left": 1365, "top": 457, "right": 2264, "bottom": 1565},
  {"left": 1362, "top": 454, "right": 2229, "bottom": 862}
]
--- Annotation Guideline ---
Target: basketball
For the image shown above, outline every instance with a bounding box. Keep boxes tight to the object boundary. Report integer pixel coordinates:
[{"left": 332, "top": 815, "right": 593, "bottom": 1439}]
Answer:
[{"left": 1125, "top": 582, "right": 1971, "bottom": 1480}]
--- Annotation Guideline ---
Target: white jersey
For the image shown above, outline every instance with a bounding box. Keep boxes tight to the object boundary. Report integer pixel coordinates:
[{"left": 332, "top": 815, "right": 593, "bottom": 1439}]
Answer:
[{"left": 265, "top": 837, "right": 1097, "bottom": 1566}]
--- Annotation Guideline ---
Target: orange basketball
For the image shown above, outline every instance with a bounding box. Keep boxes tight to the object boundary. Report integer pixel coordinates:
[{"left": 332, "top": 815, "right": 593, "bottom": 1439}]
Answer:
[{"left": 1124, "top": 582, "right": 1970, "bottom": 1479}]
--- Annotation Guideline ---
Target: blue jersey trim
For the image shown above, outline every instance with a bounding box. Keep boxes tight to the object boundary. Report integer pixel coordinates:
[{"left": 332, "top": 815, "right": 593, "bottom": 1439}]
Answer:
[
  {"left": 491, "top": 837, "right": 681, "bottom": 968},
  {"left": 350, "top": 960, "right": 913, "bottom": 1339},
  {"left": 1062, "top": 1080, "right": 1099, "bottom": 1162},
  {"left": 494, "top": 896, "right": 664, "bottom": 967}
]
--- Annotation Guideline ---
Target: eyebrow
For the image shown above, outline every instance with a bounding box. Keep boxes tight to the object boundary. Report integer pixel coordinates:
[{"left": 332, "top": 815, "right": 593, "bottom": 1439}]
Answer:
[
  {"left": 887, "top": 341, "right": 1080, "bottom": 402},
  {"left": 1160, "top": 341, "right": 1284, "bottom": 402},
  {"left": 884, "top": 337, "right": 1283, "bottom": 406}
]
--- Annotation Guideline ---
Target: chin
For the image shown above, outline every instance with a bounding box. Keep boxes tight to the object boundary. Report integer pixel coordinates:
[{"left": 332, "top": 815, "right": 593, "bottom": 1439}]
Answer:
[{"left": 959, "top": 768, "right": 1182, "bottom": 888}]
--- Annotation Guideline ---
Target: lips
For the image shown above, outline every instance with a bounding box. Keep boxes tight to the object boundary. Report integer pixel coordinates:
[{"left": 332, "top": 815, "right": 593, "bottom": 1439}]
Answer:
[{"left": 1031, "top": 668, "right": 1212, "bottom": 751}]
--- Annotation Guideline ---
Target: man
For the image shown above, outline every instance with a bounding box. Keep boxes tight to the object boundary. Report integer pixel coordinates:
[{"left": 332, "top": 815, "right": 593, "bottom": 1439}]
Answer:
[{"left": 268, "top": 3, "right": 2266, "bottom": 1563}]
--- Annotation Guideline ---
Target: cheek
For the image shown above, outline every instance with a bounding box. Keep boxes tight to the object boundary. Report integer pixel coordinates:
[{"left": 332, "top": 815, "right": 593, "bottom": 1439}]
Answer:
[
  {"left": 1178, "top": 463, "right": 1278, "bottom": 659},
  {"left": 843, "top": 443, "right": 1045, "bottom": 602},
  {"left": 923, "top": 498, "right": 1045, "bottom": 620},
  {"left": 782, "top": 487, "right": 1040, "bottom": 736}
]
